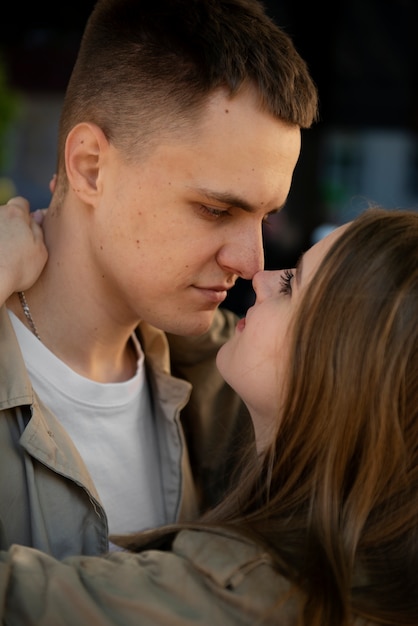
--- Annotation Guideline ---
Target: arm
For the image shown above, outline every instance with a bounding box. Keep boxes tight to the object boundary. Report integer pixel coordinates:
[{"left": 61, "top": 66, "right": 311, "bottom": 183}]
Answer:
[
  {"left": 0, "top": 543, "right": 201, "bottom": 626},
  {"left": 0, "top": 529, "right": 283, "bottom": 626},
  {"left": 0, "top": 197, "right": 47, "bottom": 305}
]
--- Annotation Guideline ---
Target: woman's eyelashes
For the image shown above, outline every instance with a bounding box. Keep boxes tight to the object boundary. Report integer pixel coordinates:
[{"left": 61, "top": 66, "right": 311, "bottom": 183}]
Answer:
[{"left": 279, "top": 269, "right": 294, "bottom": 295}]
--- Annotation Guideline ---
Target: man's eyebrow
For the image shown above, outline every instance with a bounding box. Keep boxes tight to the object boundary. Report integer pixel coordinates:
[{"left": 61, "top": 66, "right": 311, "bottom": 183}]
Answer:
[{"left": 194, "top": 187, "right": 285, "bottom": 214}]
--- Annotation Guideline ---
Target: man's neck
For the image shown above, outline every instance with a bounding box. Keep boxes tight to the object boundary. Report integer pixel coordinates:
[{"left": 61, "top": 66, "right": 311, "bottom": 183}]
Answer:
[{"left": 7, "top": 275, "right": 139, "bottom": 384}]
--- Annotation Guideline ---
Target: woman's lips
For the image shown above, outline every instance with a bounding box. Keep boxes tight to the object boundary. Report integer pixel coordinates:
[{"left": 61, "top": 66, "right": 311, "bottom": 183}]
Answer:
[{"left": 236, "top": 316, "right": 246, "bottom": 332}]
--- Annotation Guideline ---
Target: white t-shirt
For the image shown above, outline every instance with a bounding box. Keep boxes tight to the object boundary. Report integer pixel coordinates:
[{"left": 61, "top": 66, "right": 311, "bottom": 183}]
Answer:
[{"left": 8, "top": 310, "right": 166, "bottom": 542}]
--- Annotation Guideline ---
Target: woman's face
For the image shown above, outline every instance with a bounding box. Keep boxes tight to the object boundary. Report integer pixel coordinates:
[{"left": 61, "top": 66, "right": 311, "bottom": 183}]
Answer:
[{"left": 216, "top": 223, "right": 348, "bottom": 452}]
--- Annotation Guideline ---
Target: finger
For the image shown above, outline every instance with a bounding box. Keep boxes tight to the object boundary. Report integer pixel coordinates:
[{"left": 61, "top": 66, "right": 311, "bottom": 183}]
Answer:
[
  {"left": 29, "top": 218, "right": 44, "bottom": 239},
  {"left": 31, "top": 208, "right": 47, "bottom": 225},
  {"left": 6, "top": 196, "right": 31, "bottom": 212}
]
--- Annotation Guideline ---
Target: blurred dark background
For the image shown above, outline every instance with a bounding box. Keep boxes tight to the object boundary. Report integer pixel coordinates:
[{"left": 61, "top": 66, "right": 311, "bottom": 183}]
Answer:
[{"left": 1, "top": 0, "right": 417, "bottom": 315}]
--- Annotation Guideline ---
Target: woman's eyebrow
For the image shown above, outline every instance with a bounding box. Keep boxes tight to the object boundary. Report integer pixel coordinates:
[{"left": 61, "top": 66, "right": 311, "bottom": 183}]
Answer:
[{"left": 295, "top": 253, "right": 304, "bottom": 288}]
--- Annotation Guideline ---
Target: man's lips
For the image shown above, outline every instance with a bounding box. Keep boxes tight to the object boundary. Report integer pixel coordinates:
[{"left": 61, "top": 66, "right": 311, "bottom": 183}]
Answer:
[{"left": 193, "top": 285, "right": 231, "bottom": 304}]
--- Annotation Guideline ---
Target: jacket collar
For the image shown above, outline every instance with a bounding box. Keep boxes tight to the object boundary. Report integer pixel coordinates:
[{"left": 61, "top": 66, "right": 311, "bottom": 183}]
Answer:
[
  {"left": 0, "top": 305, "right": 33, "bottom": 409},
  {"left": 136, "top": 320, "right": 192, "bottom": 411}
]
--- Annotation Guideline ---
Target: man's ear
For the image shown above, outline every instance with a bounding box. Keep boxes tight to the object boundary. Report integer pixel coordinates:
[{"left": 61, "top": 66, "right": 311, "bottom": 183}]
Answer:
[{"left": 65, "top": 123, "right": 109, "bottom": 203}]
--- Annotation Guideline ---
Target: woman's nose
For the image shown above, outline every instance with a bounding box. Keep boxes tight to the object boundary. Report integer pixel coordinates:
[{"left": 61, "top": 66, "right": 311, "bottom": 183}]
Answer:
[{"left": 252, "top": 270, "right": 282, "bottom": 301}]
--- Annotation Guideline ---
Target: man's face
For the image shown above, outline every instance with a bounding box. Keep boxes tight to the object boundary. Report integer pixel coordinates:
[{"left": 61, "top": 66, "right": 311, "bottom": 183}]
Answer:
[{"left": 91, "top": 88, "right": 301, "bottom": 335}]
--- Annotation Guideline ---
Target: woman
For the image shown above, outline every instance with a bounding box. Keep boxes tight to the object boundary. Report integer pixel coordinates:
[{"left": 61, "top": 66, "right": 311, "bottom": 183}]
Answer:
[{"left": 1, "top": 205, "right": 418, "bottom": 625}]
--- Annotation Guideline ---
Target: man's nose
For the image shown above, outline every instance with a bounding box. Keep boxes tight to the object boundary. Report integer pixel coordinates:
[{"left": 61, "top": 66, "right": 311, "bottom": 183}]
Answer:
[{"left": 217, "top": 224, "right": 264, "bottom": 280}]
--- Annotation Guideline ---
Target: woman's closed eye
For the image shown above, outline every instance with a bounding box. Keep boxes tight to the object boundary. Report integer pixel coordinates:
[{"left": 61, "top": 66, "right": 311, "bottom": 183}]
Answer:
[{"left": 279, "top": 269, "right": 294, "bottom": 295}]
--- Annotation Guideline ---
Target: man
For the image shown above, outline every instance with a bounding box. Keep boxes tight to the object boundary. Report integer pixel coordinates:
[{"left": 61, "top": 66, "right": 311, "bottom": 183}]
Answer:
[{"left": 1, "top": 0, "right": 318, "bottom": 558}]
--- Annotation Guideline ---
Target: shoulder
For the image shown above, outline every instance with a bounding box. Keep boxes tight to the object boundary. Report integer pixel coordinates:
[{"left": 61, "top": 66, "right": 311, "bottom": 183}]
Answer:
[
  {"left": 112, "top": 525, "right": 298, "bottom": 623},
  {"left": 166, "top": 527, "right": 299, "bottom": 623},
  {"left": 172, "top": 525, "right": 273, "bottom": 579}
]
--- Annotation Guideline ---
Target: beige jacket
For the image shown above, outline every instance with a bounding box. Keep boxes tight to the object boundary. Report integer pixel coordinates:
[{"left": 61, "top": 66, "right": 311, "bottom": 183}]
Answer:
[
  {"left": 0, "top": 305, "right": 252, "bottom": 558},
  {"left": 0, "top": 527, "right": 299, "bottom": 625}
]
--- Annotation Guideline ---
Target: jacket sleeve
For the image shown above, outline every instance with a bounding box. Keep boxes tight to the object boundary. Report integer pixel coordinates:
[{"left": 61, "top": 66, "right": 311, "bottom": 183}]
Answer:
[
  {"left": 0, "top": 545, "right": 209, "bottom": 626},
  {"left": 166, "top": 308, "right": 255, "bottom": 510},
  {"left": 0, "top": 529, "right": 290, "bottom": 626}
]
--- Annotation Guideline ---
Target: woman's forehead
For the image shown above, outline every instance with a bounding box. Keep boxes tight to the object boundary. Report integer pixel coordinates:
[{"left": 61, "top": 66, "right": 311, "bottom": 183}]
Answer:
[{"left": 302, "top": 223, "right": 350, "bottom": 283}]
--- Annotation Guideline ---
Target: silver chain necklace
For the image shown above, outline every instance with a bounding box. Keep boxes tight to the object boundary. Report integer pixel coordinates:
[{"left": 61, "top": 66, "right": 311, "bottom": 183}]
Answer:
[{"left": 18, "top": 291, "right": 41, "bottom": 341}]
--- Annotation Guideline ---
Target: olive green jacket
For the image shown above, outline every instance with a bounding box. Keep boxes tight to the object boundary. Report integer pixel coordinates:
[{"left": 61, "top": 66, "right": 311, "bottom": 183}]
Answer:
[
  {"left": 0, "top": 305, "right": 252, "bottom": 558},
  {"left": 0, "top": 527, "right": 299, "bottom": 625}
]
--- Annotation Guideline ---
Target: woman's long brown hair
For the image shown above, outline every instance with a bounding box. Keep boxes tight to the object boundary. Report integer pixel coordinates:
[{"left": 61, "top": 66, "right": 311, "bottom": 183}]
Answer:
[{"left": 204, "top": 207, "right": 418, "bottom": 625}]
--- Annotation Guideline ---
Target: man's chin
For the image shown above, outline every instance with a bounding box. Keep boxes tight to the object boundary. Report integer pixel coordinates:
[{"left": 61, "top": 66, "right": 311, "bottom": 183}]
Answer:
[{"left": 163, "top": 311, "right": 216, "bottom": 337}]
